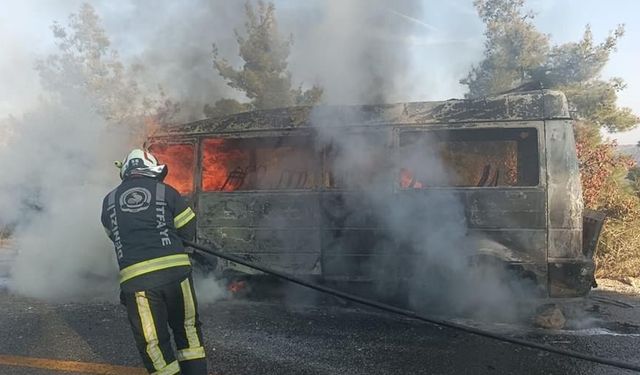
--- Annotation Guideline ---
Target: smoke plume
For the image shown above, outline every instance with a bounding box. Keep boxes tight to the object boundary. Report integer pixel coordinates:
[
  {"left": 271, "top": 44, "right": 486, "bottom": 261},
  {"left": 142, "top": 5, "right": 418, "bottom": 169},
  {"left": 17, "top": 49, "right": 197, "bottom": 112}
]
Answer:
[
  {"left": 311, "top": 109, "right": 535, "bottom": 321},
  {"left": 108, "top": 0, "right": 247, "bottom": 121},
  {"left": 306, "top": 1, "right": 534, "bottom": 320},
  {"left": 0, "top": 0, "right": 248, "bottom": 302},
  {"left": 0, "top": 91, "right": 129, "bottom": 301},
  {"left": 286, "top": 0, "right": 425, "bottom": 105}
]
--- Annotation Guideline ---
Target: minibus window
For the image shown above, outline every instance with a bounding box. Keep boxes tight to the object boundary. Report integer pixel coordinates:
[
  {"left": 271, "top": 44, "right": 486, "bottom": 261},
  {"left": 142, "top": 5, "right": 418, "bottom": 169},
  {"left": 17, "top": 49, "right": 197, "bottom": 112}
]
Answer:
[
  {"left": 398, "top": 128, "right": 539, "bottom": 188},
  {"left": 201, "top": 137, "right": 317, "bottom": 191},
  {"left": 323, "top": 133, "right": 392, "bottom": 189}
]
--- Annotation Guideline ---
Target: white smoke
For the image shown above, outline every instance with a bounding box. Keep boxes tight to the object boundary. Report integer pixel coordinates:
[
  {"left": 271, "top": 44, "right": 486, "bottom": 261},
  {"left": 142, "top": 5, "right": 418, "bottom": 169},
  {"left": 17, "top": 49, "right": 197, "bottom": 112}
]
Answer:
[
  {"left": 311, "top": 108, "right": 535, "bottom": 321},
  {"left": 0, "top": 3, "right": 144, "bottom": 301},
  {"left": 0, "top": 93, "right": 130, "bottom": 302},
  {"left": 286, "top": 0, "right": 425, "bottom": 105},
  {"left": 304, "top": 1, "right": 535, "bottom": 321},
  {"left": 192, "top": 268, "right": 227, "bottom": 305},
  {"left": 105, "top": 0, "right": 247, "bottom": 121},
  {"left": 0, "top": 1, "right": 246, "bottom": 302}
]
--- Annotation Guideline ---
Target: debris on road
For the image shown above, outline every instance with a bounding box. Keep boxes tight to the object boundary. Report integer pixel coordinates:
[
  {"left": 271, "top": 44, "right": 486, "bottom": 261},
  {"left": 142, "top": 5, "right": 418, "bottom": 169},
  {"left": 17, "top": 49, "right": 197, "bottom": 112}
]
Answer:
[{"left": 534, "top": 304, "right": 566, "bottom": 329}]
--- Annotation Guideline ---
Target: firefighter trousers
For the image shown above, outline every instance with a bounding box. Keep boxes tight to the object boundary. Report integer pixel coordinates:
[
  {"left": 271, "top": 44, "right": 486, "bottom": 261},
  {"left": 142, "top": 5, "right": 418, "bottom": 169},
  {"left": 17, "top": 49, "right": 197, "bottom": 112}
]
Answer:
[{"left": 122, "top": 276, "right": 207, "bottom": 375}]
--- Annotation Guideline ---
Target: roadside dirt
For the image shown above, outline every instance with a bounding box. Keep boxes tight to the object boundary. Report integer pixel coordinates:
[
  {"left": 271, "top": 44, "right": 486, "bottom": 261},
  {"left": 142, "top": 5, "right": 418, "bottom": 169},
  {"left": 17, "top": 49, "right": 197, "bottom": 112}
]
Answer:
[
  {"left": 533, "top": 278, "right": 640, "bottom": 336},
  {"left": 597, "top": 277, "right": 640, "bottom": 296}
]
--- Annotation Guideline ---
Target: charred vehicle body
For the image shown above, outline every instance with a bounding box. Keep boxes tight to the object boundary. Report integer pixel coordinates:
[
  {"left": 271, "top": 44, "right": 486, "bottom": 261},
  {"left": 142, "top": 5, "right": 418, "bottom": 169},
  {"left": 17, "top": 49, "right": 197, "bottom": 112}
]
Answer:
[{"left": 149, "top": 90, "right": 603, "bottom": 298}]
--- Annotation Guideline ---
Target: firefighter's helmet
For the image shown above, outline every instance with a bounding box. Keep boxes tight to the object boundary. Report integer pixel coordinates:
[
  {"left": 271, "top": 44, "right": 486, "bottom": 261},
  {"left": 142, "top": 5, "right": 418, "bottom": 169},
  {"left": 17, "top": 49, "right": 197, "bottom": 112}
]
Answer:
[{"left": 115, "top": 149, "right": 168, "bottom": 181}]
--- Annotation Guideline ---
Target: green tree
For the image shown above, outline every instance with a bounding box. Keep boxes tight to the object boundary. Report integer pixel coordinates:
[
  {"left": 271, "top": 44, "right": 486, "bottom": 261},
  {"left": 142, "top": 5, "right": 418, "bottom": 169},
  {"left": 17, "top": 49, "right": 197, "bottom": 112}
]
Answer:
[
  {"left": 461, "top": 0, "right": 549, "bottom": 98},
  {"left": 462, "top": 0, "right": 639, "bottom": 132},
  {"left": 36, "top": 3, "right": 178, "bottom": 128},
  {"left": 206, "top": 1, "right": 322, "bottom": 117}
]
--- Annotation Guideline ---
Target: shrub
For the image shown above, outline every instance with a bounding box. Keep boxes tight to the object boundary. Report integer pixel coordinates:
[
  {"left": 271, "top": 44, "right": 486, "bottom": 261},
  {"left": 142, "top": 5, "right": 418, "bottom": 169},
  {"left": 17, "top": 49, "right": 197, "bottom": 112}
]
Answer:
[{"left": 575, "top": 123, "right": 640, "bottom": 278}]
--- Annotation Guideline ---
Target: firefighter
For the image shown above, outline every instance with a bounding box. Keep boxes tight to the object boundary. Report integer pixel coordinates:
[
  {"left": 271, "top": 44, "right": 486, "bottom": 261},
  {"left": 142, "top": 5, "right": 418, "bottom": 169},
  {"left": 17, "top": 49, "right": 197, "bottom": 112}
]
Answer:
[{"left": 101, "top": 149, "right": 207, "bottom": 375}]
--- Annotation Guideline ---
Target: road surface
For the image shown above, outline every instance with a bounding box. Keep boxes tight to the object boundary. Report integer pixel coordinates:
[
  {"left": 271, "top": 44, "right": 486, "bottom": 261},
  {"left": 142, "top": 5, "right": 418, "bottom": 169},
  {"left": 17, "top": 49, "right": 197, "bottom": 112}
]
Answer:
[
  {"left": 1, "top": 243, "right": 639, "bottom": 374},
  {"left": 0, "top": 287, "right": 639, "bottom": 374}
]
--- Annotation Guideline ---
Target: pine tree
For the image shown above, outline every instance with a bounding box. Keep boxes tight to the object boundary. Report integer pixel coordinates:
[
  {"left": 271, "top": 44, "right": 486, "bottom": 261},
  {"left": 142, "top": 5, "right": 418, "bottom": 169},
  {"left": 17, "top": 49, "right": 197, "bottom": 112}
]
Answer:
[{"left": 206, "top": 1, "right": 322, "bottom": 117}]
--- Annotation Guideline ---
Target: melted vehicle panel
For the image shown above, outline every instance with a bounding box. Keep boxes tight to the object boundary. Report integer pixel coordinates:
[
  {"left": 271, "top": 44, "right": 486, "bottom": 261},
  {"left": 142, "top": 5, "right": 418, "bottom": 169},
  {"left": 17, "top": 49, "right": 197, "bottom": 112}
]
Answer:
[{"left": 197, "top": 192, "right": 321, "bottom": 275}]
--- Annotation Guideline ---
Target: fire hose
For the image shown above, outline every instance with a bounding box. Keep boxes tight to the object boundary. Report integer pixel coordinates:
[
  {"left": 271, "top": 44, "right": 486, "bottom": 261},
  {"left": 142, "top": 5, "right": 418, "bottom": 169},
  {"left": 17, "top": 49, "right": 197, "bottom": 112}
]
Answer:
[{"left": 184, "top": 239, "right": 640, "bottom": 372}]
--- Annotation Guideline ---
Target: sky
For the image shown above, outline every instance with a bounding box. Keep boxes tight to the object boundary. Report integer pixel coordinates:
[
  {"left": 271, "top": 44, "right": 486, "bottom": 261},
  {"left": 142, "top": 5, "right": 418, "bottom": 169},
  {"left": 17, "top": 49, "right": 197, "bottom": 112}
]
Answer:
[{"left": 1, "top": 0, "right": 639, "bottom": 143}]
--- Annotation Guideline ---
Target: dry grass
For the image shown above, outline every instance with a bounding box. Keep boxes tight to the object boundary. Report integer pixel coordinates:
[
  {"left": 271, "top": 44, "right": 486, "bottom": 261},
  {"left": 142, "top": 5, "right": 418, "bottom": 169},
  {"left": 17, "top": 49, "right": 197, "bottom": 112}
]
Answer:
[{"left": 595, "top": 218, "right": 640, "bottom": 279}]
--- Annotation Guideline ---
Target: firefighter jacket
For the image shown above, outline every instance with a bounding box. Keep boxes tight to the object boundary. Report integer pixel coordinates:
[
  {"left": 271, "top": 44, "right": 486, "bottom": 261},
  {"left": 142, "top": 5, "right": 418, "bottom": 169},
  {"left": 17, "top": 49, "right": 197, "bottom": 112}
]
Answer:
[{"left": 101, "top": 175, "right": 196, "bottom": 292}]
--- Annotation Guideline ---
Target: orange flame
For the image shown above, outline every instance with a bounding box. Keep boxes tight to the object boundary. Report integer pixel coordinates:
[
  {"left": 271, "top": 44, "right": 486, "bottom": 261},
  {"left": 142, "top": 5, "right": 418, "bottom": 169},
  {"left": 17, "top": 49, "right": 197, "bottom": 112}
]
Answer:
[
  {"left": 150, "top": 143, "right": 195, "bottom": 195},
  {"left": 227, "top": 280, "right": 247, "bottom": 294},
  {"left": 399, "top": 168, "right": 424, "bottom": 189},
  {"left": 201, "top": 139, "right": 249, "bottom": 191}
]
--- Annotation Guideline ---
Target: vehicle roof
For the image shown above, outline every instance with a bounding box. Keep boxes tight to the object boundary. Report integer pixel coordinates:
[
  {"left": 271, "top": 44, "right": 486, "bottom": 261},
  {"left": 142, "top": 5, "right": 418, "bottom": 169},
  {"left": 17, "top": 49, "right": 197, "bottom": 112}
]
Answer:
[{"left": 154, "top": 89, "right": 570, "bottom": 137}]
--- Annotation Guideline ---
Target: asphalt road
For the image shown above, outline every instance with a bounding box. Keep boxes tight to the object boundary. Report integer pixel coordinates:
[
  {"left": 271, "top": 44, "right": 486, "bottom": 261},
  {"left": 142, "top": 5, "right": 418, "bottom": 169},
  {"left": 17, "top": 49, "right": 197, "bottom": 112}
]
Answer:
[
  {"left": 1, "top": 241, "right": 639, "bottom": 375},
  {"left": 0, "top": 287, "right": 639, "bottom": 375}
]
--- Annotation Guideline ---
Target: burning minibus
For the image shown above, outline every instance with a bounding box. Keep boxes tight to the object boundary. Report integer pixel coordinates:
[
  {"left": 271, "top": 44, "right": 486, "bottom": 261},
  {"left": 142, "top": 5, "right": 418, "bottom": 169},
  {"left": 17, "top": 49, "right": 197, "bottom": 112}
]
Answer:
[{"left": 149, "top": 89, "right": 603, "bottom": 298}]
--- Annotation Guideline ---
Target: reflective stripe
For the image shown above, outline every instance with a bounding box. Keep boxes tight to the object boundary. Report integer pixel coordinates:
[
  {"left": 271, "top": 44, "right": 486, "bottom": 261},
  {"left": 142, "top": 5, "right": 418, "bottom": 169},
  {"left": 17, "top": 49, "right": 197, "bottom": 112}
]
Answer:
[
  {"left": 174, "top": 208, "right": 195, "bottom": 229},
  {"left": 180, "top": 278, "right": 202, "bottom": 352},
  {"left": 135, "top": 292, "right": 167, "bottom": 372},
  {"left": 120, "top": 254, "right": 191, "bottom": 283},
  {"left": 107, "top": 189, "right": 116, "bottom": 207},
  {"left": 156, "top": 183, "right": 165, "bottom": 202},
  {"left": 176, "top": 347, "right": 206, "bottom": 361},
  {"left": 151, "top": 360, "right": 180, "bottom": 375}
]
